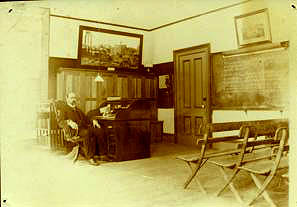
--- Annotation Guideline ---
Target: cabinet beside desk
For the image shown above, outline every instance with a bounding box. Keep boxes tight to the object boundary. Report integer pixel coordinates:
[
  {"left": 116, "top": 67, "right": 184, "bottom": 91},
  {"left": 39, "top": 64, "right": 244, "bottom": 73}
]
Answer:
[{"left": 98, "top": 118, "right": 151, "bottom": 162}]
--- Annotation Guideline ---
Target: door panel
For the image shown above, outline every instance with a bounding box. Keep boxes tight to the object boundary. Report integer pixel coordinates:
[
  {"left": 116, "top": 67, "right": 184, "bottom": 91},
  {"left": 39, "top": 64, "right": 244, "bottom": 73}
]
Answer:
[
  {"left": 184, "top": 116, "right": 192, "bottom": 135},
  {"left": 194, "top": 116, "right": 203, "bottom": 136},
  {"left": 183, "top": 59, "right": 191, "bottom": 108},
  {"left": 194, "top": 58, "right": 203, "bottom": 107},
  {"left": 174, "top": 45, "right": 210, "bottom": 145}
]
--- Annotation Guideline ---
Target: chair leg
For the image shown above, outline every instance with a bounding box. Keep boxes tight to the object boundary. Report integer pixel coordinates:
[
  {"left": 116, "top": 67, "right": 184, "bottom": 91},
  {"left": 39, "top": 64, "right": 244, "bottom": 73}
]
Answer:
[
  {"left": 184, "top": 158, "right": 208, "bottom": 189},
  {"left": 218, "top": 166, "right": 243, "bottom": 204},
  {"left": 216, "top": 168, "right": 240, "bottom": 197},
  {"left": 72, "top": 145, "right": 80, "bottom": 163},
  {"left": 186, "top": 162, "right": 207, "bottom": 194},
  {"left": 248, "top": 173, "right": 277, "bottom": 207},
  {"left": 281, "top": 172, "right": 289, "bottom": 185}
]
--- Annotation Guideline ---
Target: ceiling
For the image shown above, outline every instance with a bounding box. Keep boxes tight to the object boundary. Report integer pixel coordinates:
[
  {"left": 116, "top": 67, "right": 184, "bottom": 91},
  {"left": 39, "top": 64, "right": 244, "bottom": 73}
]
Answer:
[{"left": 29, "top": 0, "right": 246, "bottom": 29}]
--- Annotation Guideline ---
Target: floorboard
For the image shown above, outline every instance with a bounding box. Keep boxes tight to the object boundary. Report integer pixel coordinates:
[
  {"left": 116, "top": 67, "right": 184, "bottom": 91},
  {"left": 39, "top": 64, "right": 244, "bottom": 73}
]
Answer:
[{"left": 1, "top": 139, "right": 288, "bottom": 207}]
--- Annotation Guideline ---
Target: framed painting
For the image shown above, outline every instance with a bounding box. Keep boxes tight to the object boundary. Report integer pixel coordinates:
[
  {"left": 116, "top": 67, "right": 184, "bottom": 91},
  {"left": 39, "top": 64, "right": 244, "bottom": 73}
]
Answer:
[
  {"left": 234, "top": 8, "right": 272, "bottom": 47},
  {"left": 78, "top": 26, "right": 143, "bottom": 69}
]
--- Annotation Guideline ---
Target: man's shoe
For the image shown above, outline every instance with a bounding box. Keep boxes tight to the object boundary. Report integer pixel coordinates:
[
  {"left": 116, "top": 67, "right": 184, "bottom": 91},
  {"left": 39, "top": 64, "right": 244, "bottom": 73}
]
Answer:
[
  {"left": 99, "top": 155, "right": 111, "bottom": 161},
  {"left": 88, "top": 158, "right": 100, "bottom": 166}
]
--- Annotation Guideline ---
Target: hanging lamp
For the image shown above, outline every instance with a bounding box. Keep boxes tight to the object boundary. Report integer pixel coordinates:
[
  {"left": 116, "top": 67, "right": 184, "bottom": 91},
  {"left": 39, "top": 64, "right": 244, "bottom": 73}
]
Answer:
[{"left": 95, "top": 73, "right": 104, "bottom": 82}]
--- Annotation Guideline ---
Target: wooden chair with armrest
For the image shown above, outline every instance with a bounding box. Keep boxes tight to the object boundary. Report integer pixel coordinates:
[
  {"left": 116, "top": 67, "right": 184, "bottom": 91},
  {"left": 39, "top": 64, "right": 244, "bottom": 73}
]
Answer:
[
  {"left": 216, "top": 126, "right": 289, "bottom": 207},
  {"left": 49, "top": 100, "right": 84, "bottom": 163}
]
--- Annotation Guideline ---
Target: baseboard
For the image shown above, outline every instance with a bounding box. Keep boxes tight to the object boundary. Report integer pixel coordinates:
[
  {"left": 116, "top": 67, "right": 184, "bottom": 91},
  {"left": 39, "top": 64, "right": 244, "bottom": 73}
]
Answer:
[{"left": 162, "top": 133, "right": 175, "bottom": 143}]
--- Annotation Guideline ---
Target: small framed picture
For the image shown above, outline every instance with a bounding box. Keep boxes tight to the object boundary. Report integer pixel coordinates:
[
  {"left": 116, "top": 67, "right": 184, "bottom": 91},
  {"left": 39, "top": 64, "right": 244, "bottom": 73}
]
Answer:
[{"left": 234, "top": 8, "right": 272, "bottom": 47}]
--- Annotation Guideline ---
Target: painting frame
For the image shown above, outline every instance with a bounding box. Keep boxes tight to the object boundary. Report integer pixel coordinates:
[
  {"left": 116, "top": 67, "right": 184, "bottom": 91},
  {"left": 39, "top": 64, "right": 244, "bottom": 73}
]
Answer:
[
  {"left": 78, "top": 25, "right": 143, "bottom": 70},
  {"left": 234, "top": 8, "right": 272, "bottom": 47}
]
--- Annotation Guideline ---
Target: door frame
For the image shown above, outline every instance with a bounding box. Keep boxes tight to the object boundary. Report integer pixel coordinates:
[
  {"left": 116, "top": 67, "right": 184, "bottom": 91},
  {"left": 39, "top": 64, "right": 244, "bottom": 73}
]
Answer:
[{"left": 173, "top": 43, "right": 211, "bottom": 144}]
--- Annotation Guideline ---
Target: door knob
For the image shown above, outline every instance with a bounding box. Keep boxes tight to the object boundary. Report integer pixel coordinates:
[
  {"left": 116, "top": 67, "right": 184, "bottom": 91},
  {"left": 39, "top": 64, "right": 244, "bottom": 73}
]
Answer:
[{"left": 201, "top": 105, "right": 205, "bottom": 109}]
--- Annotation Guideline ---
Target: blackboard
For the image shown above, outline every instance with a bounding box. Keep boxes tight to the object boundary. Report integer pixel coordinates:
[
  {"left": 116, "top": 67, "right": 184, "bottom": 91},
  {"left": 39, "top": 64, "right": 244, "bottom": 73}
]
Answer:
[{"left": 212, "top": 47, "right": 289, "bottom": 109}]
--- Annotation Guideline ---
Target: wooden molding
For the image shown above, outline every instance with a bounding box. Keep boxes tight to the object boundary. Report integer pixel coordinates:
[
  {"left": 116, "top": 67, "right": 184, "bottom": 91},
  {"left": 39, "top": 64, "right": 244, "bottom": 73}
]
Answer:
[
  {"left": 50, "top": 0, "right": 253, "bottom": 32},
  {"left": 222, "top": 41, "right": 289, "bottom": 57}
]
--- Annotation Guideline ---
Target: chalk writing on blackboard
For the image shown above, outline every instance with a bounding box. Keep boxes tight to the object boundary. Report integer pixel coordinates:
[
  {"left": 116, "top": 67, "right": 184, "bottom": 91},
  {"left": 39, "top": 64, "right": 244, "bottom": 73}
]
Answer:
[{"left": 212, "top": 47, "right": 288, "bottom": 109}]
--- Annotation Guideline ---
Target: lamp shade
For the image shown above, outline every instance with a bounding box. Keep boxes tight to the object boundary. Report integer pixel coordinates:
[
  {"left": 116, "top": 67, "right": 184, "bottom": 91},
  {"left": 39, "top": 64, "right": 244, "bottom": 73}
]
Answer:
[{"left": 95, "top": 74, "right": 104, "bottom": 82}]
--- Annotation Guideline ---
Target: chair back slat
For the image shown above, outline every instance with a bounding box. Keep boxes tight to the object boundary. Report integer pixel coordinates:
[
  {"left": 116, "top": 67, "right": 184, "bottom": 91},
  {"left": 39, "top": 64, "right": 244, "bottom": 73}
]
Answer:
[
  {"left": 209, "top": 119, "right": 288, "bottom": 133},
  {"left": 210, "top": 122, "right": 243, "bottom": 132},
  {"left": 247, "top": 124, "right": 279, "bottom": 138}
]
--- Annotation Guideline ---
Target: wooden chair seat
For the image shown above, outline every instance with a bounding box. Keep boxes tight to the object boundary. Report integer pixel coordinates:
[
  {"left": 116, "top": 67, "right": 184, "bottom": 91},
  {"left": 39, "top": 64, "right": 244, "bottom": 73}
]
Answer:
[
  {"left": 238, "top": 156, "right": 288, "bottom": 175},
  {"left": 208, "top": 155, "right": 238, "bottom": 168},
  {"left": 176, "top": 153, "right": 201, "bottom": 163},
  {"left": 176, "top": 148, "right": 241, "bottom": 163}
]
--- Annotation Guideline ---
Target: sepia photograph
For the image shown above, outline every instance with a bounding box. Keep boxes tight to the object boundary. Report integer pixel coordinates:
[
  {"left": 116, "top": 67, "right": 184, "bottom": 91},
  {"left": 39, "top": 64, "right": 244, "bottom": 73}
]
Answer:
[{"left": 0, "top": 1, "right": 296, "bottom": 207}]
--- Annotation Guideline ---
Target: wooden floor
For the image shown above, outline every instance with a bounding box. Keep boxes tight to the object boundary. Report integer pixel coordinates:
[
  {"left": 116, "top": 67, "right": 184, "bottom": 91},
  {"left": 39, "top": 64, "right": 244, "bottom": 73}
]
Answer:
[{"left": 2, "top": 139, "right": 288, "bottom": 207}]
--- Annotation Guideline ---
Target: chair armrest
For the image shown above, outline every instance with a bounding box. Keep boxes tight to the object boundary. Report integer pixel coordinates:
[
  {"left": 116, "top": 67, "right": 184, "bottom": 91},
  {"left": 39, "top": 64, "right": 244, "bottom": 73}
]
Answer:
[
  {"left": 270, "top": 145, "right": 289, "bottom": 156},
  {"left": 204, "top": 149, "right": 241, "bottom": 158},
  {"left": 237, "top": 139, "right": 280, "bottom": 148},
  {"left": 197, "top": 135, "right": 241, "bottom": 145},
  {"left": 65, "top": 136, "right": 83, "bottom": 143}
]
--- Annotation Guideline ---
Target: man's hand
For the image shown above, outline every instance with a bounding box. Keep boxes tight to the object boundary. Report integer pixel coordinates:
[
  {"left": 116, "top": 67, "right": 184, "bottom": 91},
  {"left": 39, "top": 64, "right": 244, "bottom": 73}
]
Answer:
[
  {"left": 67, "top": 120, "right": 78, "bottom": 130},
  {"left": 92, "top": 120, "right": 101, "bottom": 128}
]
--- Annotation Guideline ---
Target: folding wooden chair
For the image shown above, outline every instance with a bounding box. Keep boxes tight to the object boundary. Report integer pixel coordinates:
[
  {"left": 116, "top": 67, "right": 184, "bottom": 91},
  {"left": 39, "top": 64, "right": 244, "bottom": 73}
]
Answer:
[
  {"left": 208, "top": 124, "right": 282, "bottom": 204},
  {"left": 176, "top": 119, "right": 288, "bottom": 192},
  {"left": 216, "top": 126, "right": 289, "bottom": 207},
  {"left": 176, "top": 123, "right": 249, "bottom": 191}
]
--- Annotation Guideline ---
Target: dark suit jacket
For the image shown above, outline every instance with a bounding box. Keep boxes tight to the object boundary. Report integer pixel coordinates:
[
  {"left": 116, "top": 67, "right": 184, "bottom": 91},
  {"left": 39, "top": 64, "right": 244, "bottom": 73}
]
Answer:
[{"left": 58, "top": 104, "right": 90, "bottom": 130}]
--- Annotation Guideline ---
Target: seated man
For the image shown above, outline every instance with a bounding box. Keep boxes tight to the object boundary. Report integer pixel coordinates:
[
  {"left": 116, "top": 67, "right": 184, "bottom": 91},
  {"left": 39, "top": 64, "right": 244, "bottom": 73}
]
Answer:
[{"left": 57, "top": 92, "right": 101, "bottom": 165}]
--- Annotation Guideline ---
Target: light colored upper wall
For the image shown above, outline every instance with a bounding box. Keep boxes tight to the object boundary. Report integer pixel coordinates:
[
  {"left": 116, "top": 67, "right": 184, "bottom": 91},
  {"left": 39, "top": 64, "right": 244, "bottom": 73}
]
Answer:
[
  {"left": 151, "top": 0, "right": 290, "bottom": 64},
  {"left": 49, "top": 0, "right": 290, "bottom": 66},
  {"left": 151, "top": 0, "right": 291, "bottom": 131}
]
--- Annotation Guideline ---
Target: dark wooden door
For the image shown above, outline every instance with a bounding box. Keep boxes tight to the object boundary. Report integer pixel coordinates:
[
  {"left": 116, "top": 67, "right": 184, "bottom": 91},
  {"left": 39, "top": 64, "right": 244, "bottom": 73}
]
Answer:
[{"left": 174, "top": 44, "right": 210, "bottom": 145}]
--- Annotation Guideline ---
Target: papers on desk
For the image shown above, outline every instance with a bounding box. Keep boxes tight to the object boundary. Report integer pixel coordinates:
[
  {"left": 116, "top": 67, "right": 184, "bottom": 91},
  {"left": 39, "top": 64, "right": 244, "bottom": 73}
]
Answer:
[
  {"left": 107, "top": 96, "right": 121, "bottom": 101},
  {"left": 100, "top": 105, "right": 108, "bottom": 114}
]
